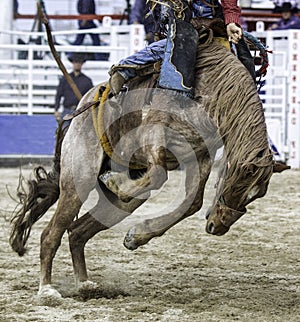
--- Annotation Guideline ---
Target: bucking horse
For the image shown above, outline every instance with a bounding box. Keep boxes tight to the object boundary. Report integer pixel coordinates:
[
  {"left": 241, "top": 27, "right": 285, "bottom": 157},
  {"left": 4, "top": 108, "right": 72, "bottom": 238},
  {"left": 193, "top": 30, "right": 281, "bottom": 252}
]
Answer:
[{"left": 9, "top": 28, "right": 289, "bottom": 302}]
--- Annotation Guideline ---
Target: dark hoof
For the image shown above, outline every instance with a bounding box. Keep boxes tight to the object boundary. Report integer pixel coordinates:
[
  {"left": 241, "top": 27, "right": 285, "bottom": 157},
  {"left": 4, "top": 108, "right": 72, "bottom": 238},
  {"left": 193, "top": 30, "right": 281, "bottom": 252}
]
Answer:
[{"left": 123, "top": 227, "right": 138, "bottom": 250}]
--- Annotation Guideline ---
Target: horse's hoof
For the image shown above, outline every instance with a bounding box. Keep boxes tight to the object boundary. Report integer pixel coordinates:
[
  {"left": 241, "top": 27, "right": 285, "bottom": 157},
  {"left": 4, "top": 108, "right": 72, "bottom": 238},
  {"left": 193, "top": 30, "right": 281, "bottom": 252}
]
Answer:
[
  {"left": 99, "top": 171, "right": 113, "bottom": 184},
  {"left": 78, "top": 280, "right": 99, "bottom": 299},
  {"left": 37, "top": 284, "right": 62, "bottom": 306},
  {"left": 78, "top": 280, "right": 98, "bottom": 292},
  {"left": 123, "top": 227, "right": 139, "bottom": 250}
]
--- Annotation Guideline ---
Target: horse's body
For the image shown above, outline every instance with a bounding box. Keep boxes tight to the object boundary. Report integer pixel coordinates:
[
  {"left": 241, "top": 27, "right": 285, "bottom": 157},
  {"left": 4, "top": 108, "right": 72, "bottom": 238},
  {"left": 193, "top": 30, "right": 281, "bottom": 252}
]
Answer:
[{"left": 10, "top": 33, "right": 286, "bottom": 302}]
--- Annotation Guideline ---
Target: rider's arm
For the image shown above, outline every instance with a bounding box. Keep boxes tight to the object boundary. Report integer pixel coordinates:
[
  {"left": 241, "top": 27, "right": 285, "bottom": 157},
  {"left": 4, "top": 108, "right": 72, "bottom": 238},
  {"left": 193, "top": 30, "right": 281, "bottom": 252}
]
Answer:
[
  {"left": 221, "top": 0, "right": 242, "bottom": 44},
  {"left": 221, "top": 0, "right": 241, "bottom": 25}
]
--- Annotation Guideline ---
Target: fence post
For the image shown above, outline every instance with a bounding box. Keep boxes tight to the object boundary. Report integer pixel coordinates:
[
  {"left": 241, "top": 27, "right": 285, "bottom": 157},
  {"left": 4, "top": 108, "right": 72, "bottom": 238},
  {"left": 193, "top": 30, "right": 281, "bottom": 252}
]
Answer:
[
  {"left": 27, "top": 46, "right": 34, "bottom": 115},
  {"left": 0, "top": 2, "right": 13, "bottom": 60},
  {"left": 287, "top": 30, "right": 300, "bottom": 168},
  {"left": 129, "top": 24, "right": 145, "bottom": 54}
]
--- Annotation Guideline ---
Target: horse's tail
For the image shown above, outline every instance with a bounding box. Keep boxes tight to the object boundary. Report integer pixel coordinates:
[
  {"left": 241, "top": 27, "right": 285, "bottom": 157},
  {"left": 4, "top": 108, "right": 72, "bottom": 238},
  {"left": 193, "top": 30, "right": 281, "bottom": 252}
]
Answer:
[{"left": 9, "top": 123, "right": 67, "bottom": 256}]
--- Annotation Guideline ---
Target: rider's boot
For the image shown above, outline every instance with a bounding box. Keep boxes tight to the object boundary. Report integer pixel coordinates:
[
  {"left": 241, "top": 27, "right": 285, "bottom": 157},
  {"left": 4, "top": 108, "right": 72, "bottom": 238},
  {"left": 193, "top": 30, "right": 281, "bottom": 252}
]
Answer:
[{"left": 109, "top": 71, "right": 126, "bottom": 96}]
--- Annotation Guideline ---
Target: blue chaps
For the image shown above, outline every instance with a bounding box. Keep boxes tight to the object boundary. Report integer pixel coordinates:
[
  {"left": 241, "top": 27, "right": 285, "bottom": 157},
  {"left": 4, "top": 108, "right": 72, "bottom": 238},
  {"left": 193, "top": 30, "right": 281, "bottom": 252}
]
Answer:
[{"left": 117, "top": 37, "right": 255, "bottom": 83}]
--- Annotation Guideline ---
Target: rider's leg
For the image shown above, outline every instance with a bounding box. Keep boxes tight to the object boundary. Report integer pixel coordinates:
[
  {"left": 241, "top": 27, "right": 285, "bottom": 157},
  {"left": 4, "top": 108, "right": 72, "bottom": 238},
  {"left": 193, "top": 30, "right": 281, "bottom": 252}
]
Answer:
[
  {"left": 236, "top": 37, "right": 256, "bottom": 83},
  {"left": 109, "top": 39, "right": 167, "bottom": 96}
]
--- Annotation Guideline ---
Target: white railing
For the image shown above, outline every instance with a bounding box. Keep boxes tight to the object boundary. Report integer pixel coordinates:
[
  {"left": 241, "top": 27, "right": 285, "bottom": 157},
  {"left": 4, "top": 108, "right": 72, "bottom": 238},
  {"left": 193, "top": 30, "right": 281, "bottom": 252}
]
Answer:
[
  {"left": 252, "top": 30, "right": 300, "bottom": 166},
  {"left": 0, "top": 24, "right": 146, "bottom": 115}
]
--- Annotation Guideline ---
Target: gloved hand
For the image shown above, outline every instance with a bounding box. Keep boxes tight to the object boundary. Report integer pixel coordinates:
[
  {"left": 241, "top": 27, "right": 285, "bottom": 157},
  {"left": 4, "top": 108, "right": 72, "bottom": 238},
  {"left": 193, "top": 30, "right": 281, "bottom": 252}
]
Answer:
[
  {"left": 109, "top": 72, "right": 126, "bottom": 96},
  {"left": 226, "top": 23, "right": 242, "bottom": 44}
]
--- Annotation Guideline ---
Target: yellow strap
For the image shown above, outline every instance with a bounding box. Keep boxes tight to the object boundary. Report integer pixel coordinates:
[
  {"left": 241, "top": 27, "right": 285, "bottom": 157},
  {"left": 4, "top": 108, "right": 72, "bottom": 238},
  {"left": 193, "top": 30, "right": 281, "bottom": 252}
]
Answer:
[
  {"left": 91, "top": 84, "right": 144, "bottom": 169},
  {"left": 214, "top": 37, "right": 231, "bottom": 51},
  {"left": 91, "top": 85, "right": 101, "bottom": 139},
  {"left": 92, "top": 84, "right": 112, "bottom": 156}
]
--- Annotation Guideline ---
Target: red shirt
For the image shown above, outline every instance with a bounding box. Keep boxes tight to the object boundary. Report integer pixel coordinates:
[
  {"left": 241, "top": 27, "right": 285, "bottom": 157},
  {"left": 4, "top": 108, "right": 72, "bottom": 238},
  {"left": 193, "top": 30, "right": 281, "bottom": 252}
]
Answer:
[{"left": 221, "top": 0, "right": 242, "bottom": 25}]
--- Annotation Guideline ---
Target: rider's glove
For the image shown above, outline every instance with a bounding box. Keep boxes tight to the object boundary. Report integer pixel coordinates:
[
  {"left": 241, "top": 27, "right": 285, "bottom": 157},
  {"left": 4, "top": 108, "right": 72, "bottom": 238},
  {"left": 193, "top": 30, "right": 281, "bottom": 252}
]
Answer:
[{"left": 226, "top": 23, "right": 242, "bottom": 44}]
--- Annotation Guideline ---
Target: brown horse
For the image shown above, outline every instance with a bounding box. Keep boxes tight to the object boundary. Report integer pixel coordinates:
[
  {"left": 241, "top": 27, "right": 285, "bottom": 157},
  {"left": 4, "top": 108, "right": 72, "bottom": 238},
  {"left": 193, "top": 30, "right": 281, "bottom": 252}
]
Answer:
[{"left": 9, "top": 32, "right": 288, "bottom": 302}]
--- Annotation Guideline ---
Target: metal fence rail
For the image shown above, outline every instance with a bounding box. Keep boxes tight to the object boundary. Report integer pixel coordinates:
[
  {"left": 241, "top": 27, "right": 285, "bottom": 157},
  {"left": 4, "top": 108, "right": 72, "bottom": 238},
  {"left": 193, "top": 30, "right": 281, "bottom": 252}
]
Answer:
[{"left": 0, "top": 25, "right": 145, "bottom": 115}]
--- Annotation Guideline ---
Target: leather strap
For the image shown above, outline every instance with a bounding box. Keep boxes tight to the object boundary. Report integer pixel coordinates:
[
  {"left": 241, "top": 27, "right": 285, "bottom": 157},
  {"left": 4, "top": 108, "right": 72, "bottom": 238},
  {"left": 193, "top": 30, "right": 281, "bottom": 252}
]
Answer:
[{"left": 62, "top": 86, "right": 106, "bottom": 121}]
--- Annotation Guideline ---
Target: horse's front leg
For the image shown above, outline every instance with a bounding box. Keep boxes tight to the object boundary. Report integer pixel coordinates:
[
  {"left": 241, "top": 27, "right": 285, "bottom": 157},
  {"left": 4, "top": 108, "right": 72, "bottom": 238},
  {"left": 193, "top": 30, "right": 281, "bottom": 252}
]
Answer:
[
  {"left": 103, "top": 123, "right": 169, "bottom": 202},
  {"left": 124, "top": 152, "right": 212, "bottom": 250}
]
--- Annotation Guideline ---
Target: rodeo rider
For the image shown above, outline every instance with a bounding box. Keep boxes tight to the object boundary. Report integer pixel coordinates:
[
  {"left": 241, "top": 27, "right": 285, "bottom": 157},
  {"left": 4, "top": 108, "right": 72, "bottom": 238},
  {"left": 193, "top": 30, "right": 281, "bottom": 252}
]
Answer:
[{"left": 108, "top": 0, "right": 256, "bottom": 99}]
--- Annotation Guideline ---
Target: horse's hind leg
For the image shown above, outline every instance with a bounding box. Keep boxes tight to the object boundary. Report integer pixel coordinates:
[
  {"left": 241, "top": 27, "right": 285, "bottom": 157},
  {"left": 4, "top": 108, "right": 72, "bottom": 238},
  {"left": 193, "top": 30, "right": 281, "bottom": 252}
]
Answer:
[
  {"left": 38, "top": 112, "right": 103, "bottom": 300},
  {"left": 68, "top": 212, "right": 106, "bottom": 286},
  {"left": 68, "top": 185, "right": 147, "bottom": 288},
  {"left": 38, "top": 184, "right": 83, "bottom": 299}
]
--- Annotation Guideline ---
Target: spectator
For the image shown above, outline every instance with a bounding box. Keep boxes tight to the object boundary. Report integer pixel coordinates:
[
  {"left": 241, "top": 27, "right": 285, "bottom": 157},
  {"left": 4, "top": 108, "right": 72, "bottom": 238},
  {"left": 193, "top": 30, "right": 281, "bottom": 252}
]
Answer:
[
  {"left": 273, "top": 0, "right": 298, "bottom": 13},
  {"left": 130, "top": 0, "right": 156, "bottom": 44},
  {"left": 54, "top": 53, "right": 93, "bottom": 127},
  {"left": 269, "top": 2, "right": 300, "bottom": 29},
  {"left": 13, "top": 0, "right": 19, "bottom": 18},
  {"left": 72, "top": 0, "right": 103, "bottom": 60}
]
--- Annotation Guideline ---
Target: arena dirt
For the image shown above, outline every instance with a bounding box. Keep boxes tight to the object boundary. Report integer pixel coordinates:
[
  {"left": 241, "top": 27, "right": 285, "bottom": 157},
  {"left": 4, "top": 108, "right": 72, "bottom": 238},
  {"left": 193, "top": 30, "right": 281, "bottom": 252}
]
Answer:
[{"left": 0, "top": 166, "right": 299, "bottom": 321}]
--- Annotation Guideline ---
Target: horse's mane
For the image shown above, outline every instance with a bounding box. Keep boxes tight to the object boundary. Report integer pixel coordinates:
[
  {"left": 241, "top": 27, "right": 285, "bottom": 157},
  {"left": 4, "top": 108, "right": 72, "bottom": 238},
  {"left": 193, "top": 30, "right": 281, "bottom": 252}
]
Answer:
[{"left": 194, "top": 37, "right": 273, "bottom": 205}]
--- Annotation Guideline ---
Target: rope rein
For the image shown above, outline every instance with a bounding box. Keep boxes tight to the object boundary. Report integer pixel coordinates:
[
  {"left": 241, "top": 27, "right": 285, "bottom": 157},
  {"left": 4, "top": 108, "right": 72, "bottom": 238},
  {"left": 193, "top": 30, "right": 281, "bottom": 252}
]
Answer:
[{"left": 243, "top": 31, "right": 272, "bottom": 92}]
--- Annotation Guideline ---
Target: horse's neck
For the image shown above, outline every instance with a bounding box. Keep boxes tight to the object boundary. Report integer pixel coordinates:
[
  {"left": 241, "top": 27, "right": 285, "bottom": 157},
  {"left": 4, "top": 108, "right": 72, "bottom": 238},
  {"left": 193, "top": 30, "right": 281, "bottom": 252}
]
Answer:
[{"left": 195, "top": 45, "right": 268, "bottom": 161}]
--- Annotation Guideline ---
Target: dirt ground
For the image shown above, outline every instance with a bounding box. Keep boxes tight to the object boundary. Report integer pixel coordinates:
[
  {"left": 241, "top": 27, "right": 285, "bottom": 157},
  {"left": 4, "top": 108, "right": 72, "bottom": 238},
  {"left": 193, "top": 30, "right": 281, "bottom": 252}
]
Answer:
[{"left": 0, "top": 165, "right": 299, "bottom": 322}]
